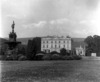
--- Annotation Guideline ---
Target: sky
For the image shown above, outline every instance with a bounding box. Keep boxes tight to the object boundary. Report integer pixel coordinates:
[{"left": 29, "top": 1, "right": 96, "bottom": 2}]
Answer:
[{"left": 1, "top": 0, "right": 100, "bottom": 38}]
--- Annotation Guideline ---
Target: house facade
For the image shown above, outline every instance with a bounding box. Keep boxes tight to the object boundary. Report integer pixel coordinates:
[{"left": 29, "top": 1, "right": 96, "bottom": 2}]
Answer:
[
  {"left": 75, "top": 46, "right": 85, "bottom": 56},
  {"left": 41, "top": 36, "right": 72, "bottom": 53}
]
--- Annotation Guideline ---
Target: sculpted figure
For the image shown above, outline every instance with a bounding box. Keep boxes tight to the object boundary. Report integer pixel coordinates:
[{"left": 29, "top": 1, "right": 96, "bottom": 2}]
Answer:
[{"left": 11, "top": 21, "right": 15, "bottom": 32}]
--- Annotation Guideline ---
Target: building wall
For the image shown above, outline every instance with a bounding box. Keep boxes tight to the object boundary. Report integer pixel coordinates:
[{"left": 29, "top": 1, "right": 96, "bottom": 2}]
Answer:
[
  {"left": 41, "top": 36, "right": 71, "bottom": 53},
  {"left": 75, "top": 46, "right": 85, "bottom": 56}
]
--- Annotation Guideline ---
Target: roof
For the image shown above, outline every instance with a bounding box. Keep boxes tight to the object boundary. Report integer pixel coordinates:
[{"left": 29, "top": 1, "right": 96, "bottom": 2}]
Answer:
[
  {"left": 42, "top": 35, "right": 71, "bottom": 38},
  {"left": 72, "top": 41, "right": 86, "bottom": 49}
]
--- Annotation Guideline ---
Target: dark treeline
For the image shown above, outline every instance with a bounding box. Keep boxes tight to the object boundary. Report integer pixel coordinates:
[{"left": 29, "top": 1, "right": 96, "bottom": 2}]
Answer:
[{"left": 85, "top": 35, "right": 100, "bottom": 56}]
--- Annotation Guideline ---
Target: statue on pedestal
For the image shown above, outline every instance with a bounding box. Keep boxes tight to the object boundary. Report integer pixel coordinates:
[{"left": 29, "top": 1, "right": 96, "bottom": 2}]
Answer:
[
  {"left": 9, "top": 21, "right": 17, "bottom": 42},
  {"left": 5, "top": 21, "right": 21, "bottom": 56}
]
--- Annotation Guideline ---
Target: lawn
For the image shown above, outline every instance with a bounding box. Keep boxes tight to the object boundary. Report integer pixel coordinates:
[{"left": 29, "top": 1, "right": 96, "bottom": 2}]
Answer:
[{"left": 1, "top": 57, "right": 100, "bottom": 82}]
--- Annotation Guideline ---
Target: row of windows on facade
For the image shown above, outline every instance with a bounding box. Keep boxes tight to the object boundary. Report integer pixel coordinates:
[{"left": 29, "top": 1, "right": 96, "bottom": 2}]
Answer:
[
  {"left": 42, "top": 40, "right": 70, "bottom": 44},
  {"left": 42, "top": 44, "right": 68, "bottom": 48},
  {"left": 43, "top": 50, "right": 50, "bottom": 53}
]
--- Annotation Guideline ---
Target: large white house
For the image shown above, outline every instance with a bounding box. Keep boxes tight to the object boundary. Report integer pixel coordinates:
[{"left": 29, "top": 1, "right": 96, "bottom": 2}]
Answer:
[{"left": 41, "top": 36, "right": 72, "bottom": 53}]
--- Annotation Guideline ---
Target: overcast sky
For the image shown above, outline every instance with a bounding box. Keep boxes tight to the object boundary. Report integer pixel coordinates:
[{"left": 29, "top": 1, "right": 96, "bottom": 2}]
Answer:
[{"left": 1, "top": 0, "right": 100, "bottom": 38}]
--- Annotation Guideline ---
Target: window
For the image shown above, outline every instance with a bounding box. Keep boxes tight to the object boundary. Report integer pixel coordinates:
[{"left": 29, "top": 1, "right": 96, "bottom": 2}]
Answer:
[
  {"left": 51, "top": 41, "right": 53, "bottom": 43},
  {"left": 59, "top": 45, "right": 60, "bottom": 48},
  {"left": 47, "top": 41, "right": 48, "bottom": 43},
  {"left": 63, "top": 45, "right": 65, "bottom": 48},
  {"left": 47, "top": 45, "right": 48, "bottom": 48},
  {"left": 64, "top": 41, "right": 65, "bottom": 43},
  {"left": 53, "top": 41, "right": 54, "bottom": 43},
  {"left": 55, "top": 41, "right": 56, "bottom": 43},
  {"left": 59, "top": 41, "right": 60, "bottom": 43},
  {"left": 43, "top": 41, "right": 45, "bottom": 43},
  {"left": 67, "top": 44, "right": 69, "bottom": 49},
  {"left": 51, "top": 45, "right": 53, "bottom": 48},
  {"left": 55, "top": 45, "right": 57, "bottom": 48},
  {"left": 48, "top": 50, "right": 50, "bottom": 53},
  {"left": 43, "top": 49, "right": 45, "bottom": 52},
  {"left": 67, "top": 40, "right": 69, "bottom": 44},
  {"left": 43, "top": 45, "right": 45, "bottom": 48}
]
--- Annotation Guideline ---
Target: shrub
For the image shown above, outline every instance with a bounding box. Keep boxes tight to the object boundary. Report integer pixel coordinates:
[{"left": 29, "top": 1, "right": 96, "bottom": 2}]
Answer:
[
  {"left": 43, "top": 54, "right": 62, "bottom": 60},
  {"left": 0, "top": 55, "right": 5, "bottom": 60},
  {"left": 51, "top": 54, "right": 61, "bottom": 60},
  {"left": 5, "top": 55, "right": 13, "bottom": 60},
  {"left": 50, "top": 51, "right": 59, "bottom": 55},
  {"left": 62, "top": 55, "right": 74, "bottom": 60},
  {"left": 42, "top": 54, "right": 51, "bottom": 60},
  {"left": 37, "top": 51, "right": 46, "bottom": 54},
  {"left": 73, "top": 55, "right": 82, "bottom": 60},
  {"left": 18, "top": 55, "right": 27, "bottom": 61},
  {"left": 35, "top": 53, "right": 44, "bottom": 60},
  {"left": 60, "top": 48, "right": 67, "bottom": 56},
  {"left": 42, "top": 54, "right": 82, "bottom": 60},
  {"left": 61, "top": 55, "right": 82, "bottom": 60},
  {"left": 67, "top": 56, "right": 74, "bottom": 60},
  {"left": 18, "top": 54, "right": 23, "bottom": 58}
]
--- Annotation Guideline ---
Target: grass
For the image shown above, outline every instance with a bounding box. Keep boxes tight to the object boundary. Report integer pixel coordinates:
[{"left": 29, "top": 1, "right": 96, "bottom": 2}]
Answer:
[{"left": 1, "top": 57, "right": 100, "bottom": 82}]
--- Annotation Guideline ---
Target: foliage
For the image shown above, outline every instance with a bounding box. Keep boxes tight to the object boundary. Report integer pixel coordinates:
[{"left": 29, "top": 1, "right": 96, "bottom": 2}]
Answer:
[
  {"left": 50, "top": 51, "right": 59, "bottom": 55},
  {"left": 51, "top": 54, "right": 61, "bottom": 60},
  {"left": 0, "top": 53, "right": 27, "bottom": 61},
  {"left": 60, "top": 48, "right": 67, "bottom": 56},
  {"left": 26, "top": 40, "right": 34, "bottom": 60},
  {"left": 0, "top": 44, "right": 8, "bottom": 55},
  {"left": 42, "top": 53, "right": 82, "bottom": 60},
  {"left": 26, "top": 37, "right": 41, "bottom": 60},
  {"left": 5, "top": 55, "right": 13, "bottom": 60},
  {"left": 37, "top": 51, "right": 46, "bottom": 54},
  {"left": 42, "top": 54, "right": 61, "bottom": 60},
  {"left": 73, "top": 55, "right": 82, "bottom": 60},
  {"left": 62, "top": 55, "right": 74, "bottom": 60},
  {"left": 35, "top": 53, "right": 44, "bottom": 60},
  {"left": 17, "top": 44, "right": 27, "bottom": 55},
  {"left": 4, "top": 54, "right": 18, "bottom": 60},
  {"left": 84, "top": 35, "right": 100, "bottom": 56},
  {"left": 18, "top": 55, "right": 27, "bottom": 61},
  {"left": 61, "top": 55, "right": 82, "bottom": 60},
  {"left": 42, "top": 54, "right": 51, "bottom": 60}
]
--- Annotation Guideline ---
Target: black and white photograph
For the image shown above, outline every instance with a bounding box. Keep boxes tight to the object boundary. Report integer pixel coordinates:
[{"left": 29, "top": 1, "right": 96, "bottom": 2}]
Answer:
[{"left": 1, "top": 0, "right": 100, "bottom": 82}]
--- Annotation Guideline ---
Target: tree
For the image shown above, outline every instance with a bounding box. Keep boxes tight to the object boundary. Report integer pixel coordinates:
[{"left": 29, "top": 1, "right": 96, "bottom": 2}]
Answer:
[
  {"left": 17, "top": 44, "right": 27, "bottom": 55},
  {"left": 93, "top": 35, "right": 100, "bottom": 56},
  {"left": 84, "top": 36, "right": 95, "bottom": 55},
  {"left": 60, "top": 48, "right": 67, "bottom": 56},
  {"left": 26, "top": 37, "right": 41, "bottom": 60},
  {"left": 0, "top": 47, "right": 4, "bottom": 55},
  {"left": 0, "top": 44, "right": 8, "bottom": 55},
  {"left": 33, "top": 37, "right": 41, "bottom": 53},
  {"left": 18, "top": 47, "right": 26, "bottom": 55},
  {"left": 26, "top": 40, "right": 34, "bottom": 60},
  {"left": 84, "top": 35, "right": 100, "bottom": 56}
]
